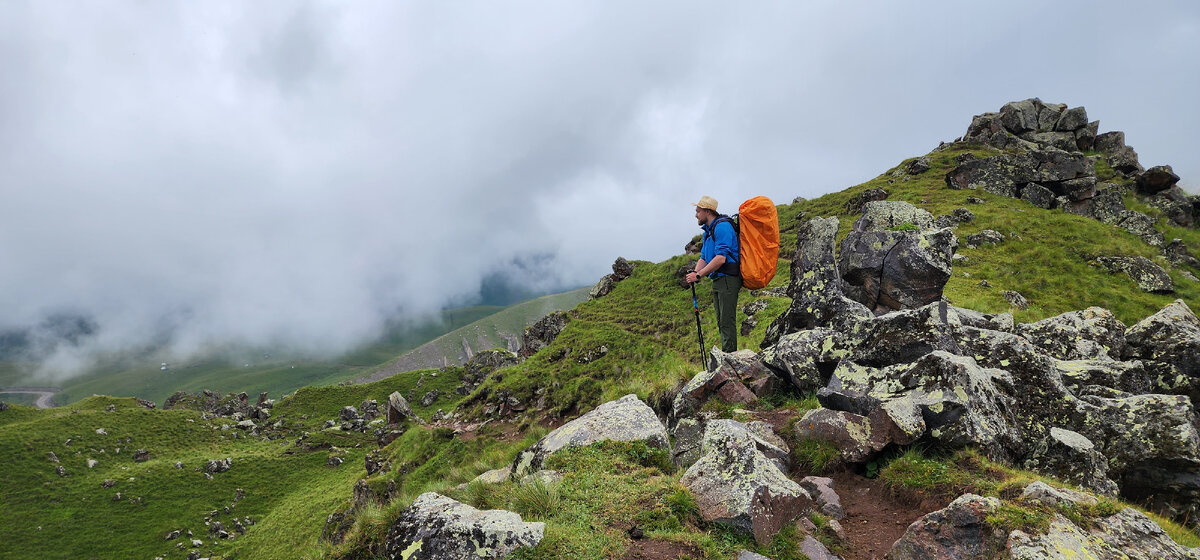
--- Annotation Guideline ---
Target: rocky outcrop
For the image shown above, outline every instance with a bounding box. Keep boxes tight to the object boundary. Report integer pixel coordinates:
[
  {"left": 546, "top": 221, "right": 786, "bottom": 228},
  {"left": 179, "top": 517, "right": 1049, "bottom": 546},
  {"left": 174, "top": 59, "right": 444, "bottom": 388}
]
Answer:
[
  {"left": 953, "top": 100, "right": 1196, "bottom": 251},
  {"left": 764, "top": 217, "right": 872, "bottom": 346},
  {"left": 589, "top": 257, "right": 637, "bottom": 299},
  {"left": 510, "top": 394, "right": 668, "bottom": 477},
  {"left": 384, "top": 493, "right": 543, "bottom": 559},
  {"left": 680, "top": 420, "right": 812, "bottom": 545},
  {"left": 519, "top": 311, "right": 568, "bottom": 358},
  {"left": 456, "top": 350, "right": 519, "bottom": 395}
]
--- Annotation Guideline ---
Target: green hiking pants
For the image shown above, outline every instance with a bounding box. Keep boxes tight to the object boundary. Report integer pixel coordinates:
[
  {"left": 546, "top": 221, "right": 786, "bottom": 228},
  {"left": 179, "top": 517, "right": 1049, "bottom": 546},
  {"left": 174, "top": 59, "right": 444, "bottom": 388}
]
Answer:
[{"left": 711, "top": 274, "right": 742, "bottom": 353}]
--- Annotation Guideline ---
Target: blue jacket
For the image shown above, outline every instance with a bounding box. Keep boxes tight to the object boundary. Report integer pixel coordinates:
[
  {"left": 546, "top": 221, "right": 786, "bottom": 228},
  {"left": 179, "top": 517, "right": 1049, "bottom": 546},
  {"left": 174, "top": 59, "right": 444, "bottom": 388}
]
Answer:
[{"left": 700, "top": 217, "right": 739, "bottom": 278}]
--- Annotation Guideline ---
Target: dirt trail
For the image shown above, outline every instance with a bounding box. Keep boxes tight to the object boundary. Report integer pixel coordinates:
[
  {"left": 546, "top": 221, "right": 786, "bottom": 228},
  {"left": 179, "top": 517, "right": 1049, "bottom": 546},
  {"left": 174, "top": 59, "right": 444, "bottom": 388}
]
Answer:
[{"left": 829, "top": 471, "right": 941, "bottom": 560}]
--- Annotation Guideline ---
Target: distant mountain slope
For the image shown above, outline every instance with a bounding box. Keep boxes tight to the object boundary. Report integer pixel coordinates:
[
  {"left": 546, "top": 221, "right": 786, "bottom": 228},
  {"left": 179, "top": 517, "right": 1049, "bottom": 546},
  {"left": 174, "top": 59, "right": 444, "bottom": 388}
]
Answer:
[{"left": 356, "top": 287, "right": 590, "bottom": 383}]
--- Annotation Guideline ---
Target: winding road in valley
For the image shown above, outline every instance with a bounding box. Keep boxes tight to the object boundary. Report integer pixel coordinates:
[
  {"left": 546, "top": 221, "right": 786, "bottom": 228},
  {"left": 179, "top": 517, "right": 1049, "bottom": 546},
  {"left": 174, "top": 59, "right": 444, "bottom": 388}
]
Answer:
[{"left": 0, "top": 387, "right": 60, "bottom": 409}]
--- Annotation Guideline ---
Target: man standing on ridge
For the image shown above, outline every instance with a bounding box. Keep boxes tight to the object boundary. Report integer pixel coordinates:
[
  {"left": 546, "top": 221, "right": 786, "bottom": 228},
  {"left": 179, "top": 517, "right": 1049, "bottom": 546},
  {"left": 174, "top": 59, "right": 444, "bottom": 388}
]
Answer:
[{"left": 686, "top": 195, "right": 741, "bottom": 353}]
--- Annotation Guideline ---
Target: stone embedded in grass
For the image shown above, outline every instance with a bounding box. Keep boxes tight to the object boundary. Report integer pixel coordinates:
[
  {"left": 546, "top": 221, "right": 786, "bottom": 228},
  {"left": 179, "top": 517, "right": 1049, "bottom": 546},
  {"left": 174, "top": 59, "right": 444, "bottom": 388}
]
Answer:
[
  {"left": 384, "top": 492, "right": 543, "bottom": 560},
  {"left": 1023, "top": 428, "right": 1118, "bottom": 496},
  {"left": 387, "top": 392, "right": 423, "bottom": 425},
  {"left": 1094, "top": 256, "right": 1174, "bottom": 293},
  {"left": 1003, "top": 290, "right": 1029, "bottom": 310},
  {"left": 510, "top": 394, "right": 667, "bottom": 478},
  {"left": 800, "top": 535, "right": 840, "bottom": 560}
]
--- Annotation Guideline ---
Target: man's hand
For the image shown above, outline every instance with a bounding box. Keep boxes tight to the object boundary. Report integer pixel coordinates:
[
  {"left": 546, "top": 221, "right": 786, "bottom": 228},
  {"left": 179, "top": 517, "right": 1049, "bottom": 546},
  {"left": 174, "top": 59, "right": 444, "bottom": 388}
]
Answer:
[{"left": 685, "top": 271, "right": 700, "bottom": 284}]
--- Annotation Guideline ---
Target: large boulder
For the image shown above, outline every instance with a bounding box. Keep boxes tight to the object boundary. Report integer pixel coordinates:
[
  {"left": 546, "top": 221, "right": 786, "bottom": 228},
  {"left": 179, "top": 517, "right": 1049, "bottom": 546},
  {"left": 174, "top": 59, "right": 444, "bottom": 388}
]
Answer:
[
  {"left": 384, "top": 493, "right": 543, "bottom": 559},
  {"left": 1014, "top": 307, "right": 1127, "bottom": 360},
  {"left": 457, "top": 350, "right": 519, "bottom": 395},
  {"left": 680, "top": 420, "right": 812, "bottom": 545},
  {"left": 760, "top": 328, "right": 849, "bottom": 393},
  {"left": 510, "top": 394, "right": 667, "bottom": 477},
  {"left": 838, "top": 202, "right": 957, "bottom": 314},
  {"left": 1095, "top": 131, "right": 1144, "bottom": 175},
  {"left": 1124, "top": 300, "right": 1200, "bottom": 389}
]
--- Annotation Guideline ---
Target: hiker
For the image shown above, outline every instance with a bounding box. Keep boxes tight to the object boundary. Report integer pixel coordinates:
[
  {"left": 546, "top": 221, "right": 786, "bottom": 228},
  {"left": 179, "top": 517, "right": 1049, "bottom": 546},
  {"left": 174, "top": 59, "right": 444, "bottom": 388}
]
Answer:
[{"left": 686, "top": 195, "right": 741, "bottom": 353}]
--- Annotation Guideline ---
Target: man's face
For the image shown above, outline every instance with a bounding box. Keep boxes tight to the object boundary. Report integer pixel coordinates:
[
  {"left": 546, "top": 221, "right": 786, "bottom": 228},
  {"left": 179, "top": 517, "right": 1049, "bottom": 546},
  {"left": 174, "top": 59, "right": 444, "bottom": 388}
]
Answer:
[{"left": 695, "top": 206, "right": 708, "bottom": 226}]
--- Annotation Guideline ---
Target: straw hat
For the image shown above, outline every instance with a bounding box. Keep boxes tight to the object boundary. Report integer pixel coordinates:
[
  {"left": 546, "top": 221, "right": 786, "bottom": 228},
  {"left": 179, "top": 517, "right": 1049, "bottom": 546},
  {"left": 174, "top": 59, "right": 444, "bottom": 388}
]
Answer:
[{"left": 691, "top": 195, "right": 718, "bottom": 212}]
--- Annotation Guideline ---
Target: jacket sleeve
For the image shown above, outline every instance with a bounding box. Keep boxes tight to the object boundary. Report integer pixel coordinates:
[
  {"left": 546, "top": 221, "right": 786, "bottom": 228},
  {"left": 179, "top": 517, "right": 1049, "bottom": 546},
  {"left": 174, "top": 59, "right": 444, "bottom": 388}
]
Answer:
[{"left": 713, "top": 221, "right": 737, "bottom": 261}]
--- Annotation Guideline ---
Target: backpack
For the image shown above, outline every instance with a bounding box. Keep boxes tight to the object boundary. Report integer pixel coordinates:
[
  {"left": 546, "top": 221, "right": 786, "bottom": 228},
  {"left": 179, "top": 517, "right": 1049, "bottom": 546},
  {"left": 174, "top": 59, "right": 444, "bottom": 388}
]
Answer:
[{"left": 702, "top": 196, "right": 780, "bottom": 290}]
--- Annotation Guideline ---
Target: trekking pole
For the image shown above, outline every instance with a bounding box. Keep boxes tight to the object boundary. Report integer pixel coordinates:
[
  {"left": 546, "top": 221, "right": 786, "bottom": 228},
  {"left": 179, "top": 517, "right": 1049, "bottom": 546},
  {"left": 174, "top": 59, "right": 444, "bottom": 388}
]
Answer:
[{"left": 690, "top": 281, "right": 707, "bottom": 369}]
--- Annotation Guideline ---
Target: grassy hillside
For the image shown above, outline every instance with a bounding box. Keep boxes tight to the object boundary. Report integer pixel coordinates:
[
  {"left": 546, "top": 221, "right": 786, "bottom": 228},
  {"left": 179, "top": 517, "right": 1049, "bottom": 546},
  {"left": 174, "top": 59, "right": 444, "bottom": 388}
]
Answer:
[
  {"left": 4, "top": 141, "right": 1199, "bottom": 560},
  {"left": 356, "top": 288, "right": 591, "bottom": 383}
]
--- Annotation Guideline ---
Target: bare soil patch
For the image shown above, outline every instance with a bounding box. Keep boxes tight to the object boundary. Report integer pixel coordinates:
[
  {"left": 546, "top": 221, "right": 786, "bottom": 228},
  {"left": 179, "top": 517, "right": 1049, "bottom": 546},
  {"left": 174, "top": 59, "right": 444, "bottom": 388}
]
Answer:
[
  {"left": 829, "top": 471, "right": 947, "bottom": 560},
  {"left": 622, "top": 538, "right": 703, "bottom": 560}
]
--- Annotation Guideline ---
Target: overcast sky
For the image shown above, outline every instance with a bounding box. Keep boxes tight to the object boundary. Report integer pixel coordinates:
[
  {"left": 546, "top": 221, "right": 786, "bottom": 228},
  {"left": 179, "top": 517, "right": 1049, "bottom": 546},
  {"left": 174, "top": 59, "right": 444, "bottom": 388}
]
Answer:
[{"left": 2, "top": 1, "right": 1197, "bottom": 375}]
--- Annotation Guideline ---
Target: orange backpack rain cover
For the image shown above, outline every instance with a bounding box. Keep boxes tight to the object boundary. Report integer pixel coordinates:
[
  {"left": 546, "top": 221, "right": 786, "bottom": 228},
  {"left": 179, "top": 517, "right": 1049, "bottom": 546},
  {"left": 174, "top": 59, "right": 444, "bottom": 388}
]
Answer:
[{"left": 737, "top": 196, "right": 780, "bottom": 290}]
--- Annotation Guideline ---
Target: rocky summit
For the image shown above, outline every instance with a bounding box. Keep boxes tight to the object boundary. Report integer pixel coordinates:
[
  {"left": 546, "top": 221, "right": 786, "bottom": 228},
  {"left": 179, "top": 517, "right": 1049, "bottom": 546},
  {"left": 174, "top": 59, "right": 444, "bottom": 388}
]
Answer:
[{"left": 3, "top": 100, "right": 1198, "bottom": 560}]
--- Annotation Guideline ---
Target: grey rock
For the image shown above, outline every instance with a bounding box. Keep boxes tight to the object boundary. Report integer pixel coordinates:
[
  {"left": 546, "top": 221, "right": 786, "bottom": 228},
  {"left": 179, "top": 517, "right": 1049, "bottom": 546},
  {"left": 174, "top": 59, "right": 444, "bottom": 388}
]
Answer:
[
  {"left": 205, "top": 458, "right": 232, "bottom": 474},
  {"left": 384, "top": 493, "right": 543, "bottom": 559},
  {"left": 800, "top": 536, "right": 840, "bottom": 560},
  {"left": 966, "top": 196, "right": 986, "bottom": 204},
  {"left": 511, "top": 394, "right": 667, "bottom": 477},
  {"left": 360, "top": 399, "right": 379, "bottom": 422},
  {"left": 760, "top": 328, "right": 847, "bottom": 393},
  {"left": 387, "top": 392, "right": 424, "bottom": 425},
  {"left": 1124, "top": 300, "right": 1200, "bottom": 386},
  {"left": 966, "top": 229, "right": 1005, "bottom": 248},
  {"left": 133, "top": 449, "right": 151, "bottom": 462},
  {"left": 1025, "top": 131, "right": 1080, "bottom": 151},
  {"left": 1095, "top": 256, "right": 1174, "bottom": 293},
  {"left": 1054, "top": 105, "right": 1089, "bottom": 132},
  {"left": 1015, "top": 307, "right": 1127, "bottom": 361},
  {"left": 588, "top": 274, "right": 616, "bottom": 299},
  {"left": 670, "top": 417, "right": 706, "bottom": 468},
  {"left": 999, "top": 99, "right": 1041, "bottom": 134},
  {"left": 420, "top": 390, "right": 440, "bottom": 408},
  {"left": 853, "top": 200, "right": 934, "bottom": 232},
  {"left": 839, "top": 227, "right": 956, "bottom": 314},
  {"left": 519, "top": 470, "right": 562, "bottom": 486},
  {"left": 610, "top": 257, "right": 635, "bottom": 281},
  {"left": 736, "top": 550, "right": 772, "bottom": 560},
  {"left": 799, "top": 476, "right": 844, "bottom": 519},
  {"left": 338, "top": 406, "right": 359, "bottom": 422},
  {"left": 1076, "top": 120, "right": 1099, "bottom": 151},
  {"left": 1111, "top": 210, "right": 1165, "bottom": 247},
  {"left": 1136, "top": 165, "right": 1181, "bottom": 195},
  {"left": 1021, "top": 480, "right": 1098, "bottom": 508},
  {"left": 1021, "top": 183, "right": 1056, "bottom": 209},
  {"left": 905, "top": 157, "right": 931, "bottom": 175},
  {"left": 888, "top": 494, "right": 1004, "bottom": 559},
  {"left": 1008, "top": 506, "right": 1200, "bottom": 560},
  {"left": 1164, "top": 239, "right": 1200, "bottom": 269},
  {"left": 1024, "top": 428, "right": 1118, "bottom": 496},
  {"left": 764, "top": 217, "right": 871, "bottom": 345},
  {"left": 680, "top": 419, "right": 812, "bottom": 545},
  {"left": 1002, "top": 290, "right": 1029, "bottom": 310}
]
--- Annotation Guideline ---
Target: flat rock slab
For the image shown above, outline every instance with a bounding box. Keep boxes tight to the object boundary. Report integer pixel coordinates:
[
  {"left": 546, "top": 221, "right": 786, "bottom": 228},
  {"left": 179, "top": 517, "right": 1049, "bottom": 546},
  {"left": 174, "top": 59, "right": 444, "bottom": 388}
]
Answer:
[
  {"left": 385, "top": 492, "right": 543, "bottom": 559},
  {"left": 511, "top": 394, "right": 667, "bottom": 477}
]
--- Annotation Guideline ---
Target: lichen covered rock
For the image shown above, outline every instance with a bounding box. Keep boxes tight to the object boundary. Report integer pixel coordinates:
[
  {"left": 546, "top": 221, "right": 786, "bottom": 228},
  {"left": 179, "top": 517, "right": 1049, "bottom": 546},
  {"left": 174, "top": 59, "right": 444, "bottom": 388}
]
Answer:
[
  {"left": 680, "top": 420, "right": 811, "bottom": 545},
  {"left": 384, "top": 493, "right": 543, "bottom": 559},
  {"left": 511, "top": 394, "right": 667, "bottom": 477}
]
